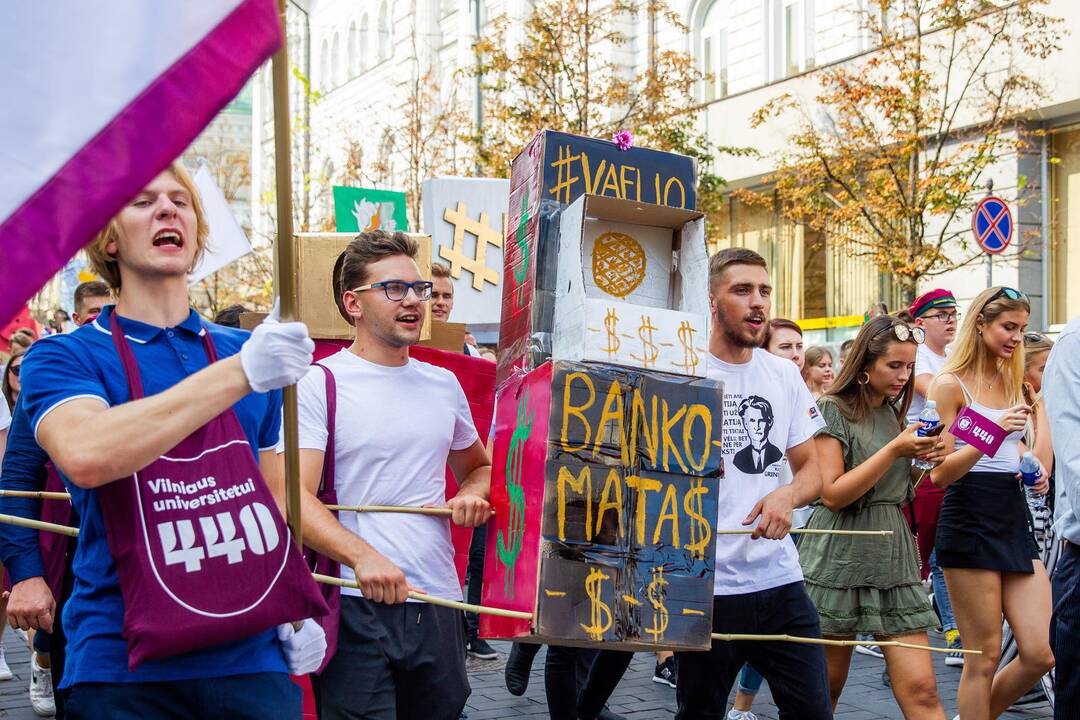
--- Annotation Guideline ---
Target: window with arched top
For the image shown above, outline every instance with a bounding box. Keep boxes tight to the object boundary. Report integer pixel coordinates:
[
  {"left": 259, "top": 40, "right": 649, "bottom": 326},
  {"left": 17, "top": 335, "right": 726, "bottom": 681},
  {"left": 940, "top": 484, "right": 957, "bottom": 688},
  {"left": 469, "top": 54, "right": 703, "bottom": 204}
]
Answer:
[
  {"left": 701, "top": 0, "right": 729, "bottom": 101},
  {"left": 319, "top": 38, "right": 330, "bottom": 92},
  {"left": 768, "top": 0, "right": 816, "bottom": 81},
  {"left": 377, "top": 1, "right": 390, "bottom": 62},
  {"left": 360, "top": 14, "right": 370, "bottom": 70},
  {"left": 331, "top": 33, "right": 341, "bottom": 87},
  {"left": 348, "top": 21, "right": 358, "bottom": 76}
]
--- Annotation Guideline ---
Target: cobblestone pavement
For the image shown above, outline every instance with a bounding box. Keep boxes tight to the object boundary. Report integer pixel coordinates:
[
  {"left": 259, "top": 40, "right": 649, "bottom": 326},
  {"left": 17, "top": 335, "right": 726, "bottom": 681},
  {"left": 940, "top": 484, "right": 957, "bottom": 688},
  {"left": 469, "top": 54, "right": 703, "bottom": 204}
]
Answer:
[
  {"left": 0, "top": 630, "right": 1054, "bottom": 718},
  {"left": 460, "top": 633, "right": 1053, "bottom": 720}
]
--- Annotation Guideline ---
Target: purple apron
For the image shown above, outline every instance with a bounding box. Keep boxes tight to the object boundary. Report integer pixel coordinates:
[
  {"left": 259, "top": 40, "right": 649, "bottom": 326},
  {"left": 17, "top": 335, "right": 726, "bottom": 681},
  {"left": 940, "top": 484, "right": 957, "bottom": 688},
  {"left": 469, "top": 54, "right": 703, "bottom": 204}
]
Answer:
[
  {"left": 306, "top": 363, "right": 340, "bottom": 674},
  {"left": 39, "top": 464, "right": 72, "bottom": 601},
  {"left": 99, "top": 312, "right": 329, "bottom": 669}
]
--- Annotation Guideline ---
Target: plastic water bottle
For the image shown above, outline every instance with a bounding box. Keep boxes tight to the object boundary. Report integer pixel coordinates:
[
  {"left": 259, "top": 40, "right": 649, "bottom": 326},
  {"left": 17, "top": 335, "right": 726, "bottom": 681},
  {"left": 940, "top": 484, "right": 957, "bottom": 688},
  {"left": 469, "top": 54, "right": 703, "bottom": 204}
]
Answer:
[
  {"left": 912, "top": 401, "right": 940, "bottom": 471},
  {"left": 1020, "top": 451, "right": 1041, "bottom": 487}
]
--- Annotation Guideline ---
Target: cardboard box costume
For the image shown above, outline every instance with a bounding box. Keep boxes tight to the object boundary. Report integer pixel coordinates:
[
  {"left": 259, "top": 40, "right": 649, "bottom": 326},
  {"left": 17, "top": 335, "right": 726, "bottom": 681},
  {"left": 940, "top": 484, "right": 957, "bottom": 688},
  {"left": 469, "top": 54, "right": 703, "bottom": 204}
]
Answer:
[{"left": 482, "top": 131, "right": 723, "bottom": 651}]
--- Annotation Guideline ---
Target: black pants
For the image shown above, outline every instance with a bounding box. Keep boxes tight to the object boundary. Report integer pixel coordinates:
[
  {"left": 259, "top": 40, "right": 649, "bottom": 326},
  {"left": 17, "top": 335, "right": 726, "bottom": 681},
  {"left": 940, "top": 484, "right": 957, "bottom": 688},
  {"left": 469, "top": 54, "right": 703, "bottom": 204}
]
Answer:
[
  {"left": 675, "top": 582, "right": 832, "bottom": 720},
  {"left": 65, "top": 672, "right": 299, "bottom": 720},
  {"left": 464, "top": 524, "right": 487, "bottom": 640},
  {"left": 1053, "top": 541, "right": 1080, "bottom": 719},
  {"left": 314, "top": 596, "right": 470, "bottom": 720},
  {"left": 543, "top": 646, "right": 633, "bottom": 720}
]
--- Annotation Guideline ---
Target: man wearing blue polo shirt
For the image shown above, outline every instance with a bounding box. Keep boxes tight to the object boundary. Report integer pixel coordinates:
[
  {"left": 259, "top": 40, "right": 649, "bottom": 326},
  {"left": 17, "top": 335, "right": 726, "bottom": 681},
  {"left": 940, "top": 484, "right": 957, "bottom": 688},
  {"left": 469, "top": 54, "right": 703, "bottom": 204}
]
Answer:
[{"left": 14, "top": 162, "right": 322, "bottom": 719}]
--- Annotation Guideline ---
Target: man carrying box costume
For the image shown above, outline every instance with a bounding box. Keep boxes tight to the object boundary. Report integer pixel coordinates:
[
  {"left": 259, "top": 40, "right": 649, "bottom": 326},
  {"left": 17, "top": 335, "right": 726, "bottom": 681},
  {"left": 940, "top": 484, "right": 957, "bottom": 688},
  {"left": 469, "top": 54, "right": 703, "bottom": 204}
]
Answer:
[
  {"left": 675, "top": 247, "right": 832, "bottom": 719},
  {"left": 17, "top": 162, "right": 329, "bottom": 718},
  {"left": 287, "top": 230, "right": 493, "bottom": 720}
]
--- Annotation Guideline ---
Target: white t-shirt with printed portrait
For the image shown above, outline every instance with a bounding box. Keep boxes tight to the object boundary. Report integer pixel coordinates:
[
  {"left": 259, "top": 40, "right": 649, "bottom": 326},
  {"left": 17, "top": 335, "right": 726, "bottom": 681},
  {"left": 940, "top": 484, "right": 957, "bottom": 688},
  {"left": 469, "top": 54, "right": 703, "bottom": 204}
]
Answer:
[
  {"left": 285, "top": 349, "right": 479, "bottom": 602},
  {"left": 708, "top": 348, "right": 826, "bottom": 595}
]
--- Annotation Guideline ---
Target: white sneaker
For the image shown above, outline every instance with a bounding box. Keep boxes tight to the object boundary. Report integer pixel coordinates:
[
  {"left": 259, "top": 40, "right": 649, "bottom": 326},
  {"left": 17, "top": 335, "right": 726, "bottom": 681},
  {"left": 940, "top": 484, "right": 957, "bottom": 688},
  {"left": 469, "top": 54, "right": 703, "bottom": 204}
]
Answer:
[
  {"left": 29, "top": 653, "right": 55, "bottom": 717},
  {"left": 727, "top": 710, "right": 758, "bottom": 720},
  {"left": 0, "top": 645, "right": 12, "bottom": 681}
]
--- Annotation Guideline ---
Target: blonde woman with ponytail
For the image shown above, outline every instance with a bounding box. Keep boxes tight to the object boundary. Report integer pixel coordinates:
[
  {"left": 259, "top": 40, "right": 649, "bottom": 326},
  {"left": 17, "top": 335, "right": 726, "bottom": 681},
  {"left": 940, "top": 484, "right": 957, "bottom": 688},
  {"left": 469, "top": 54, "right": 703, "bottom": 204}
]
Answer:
[{"left": 928, "top": 287, "right": 1055, "bottom": 719}]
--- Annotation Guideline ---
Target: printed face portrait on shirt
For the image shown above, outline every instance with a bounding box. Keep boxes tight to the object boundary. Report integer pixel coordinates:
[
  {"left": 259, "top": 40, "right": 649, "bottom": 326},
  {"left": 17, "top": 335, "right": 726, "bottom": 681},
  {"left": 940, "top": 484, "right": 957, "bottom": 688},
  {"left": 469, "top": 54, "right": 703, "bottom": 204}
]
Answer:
[{"left": 733, "top": 396, "right": 782, "bottom": 475}]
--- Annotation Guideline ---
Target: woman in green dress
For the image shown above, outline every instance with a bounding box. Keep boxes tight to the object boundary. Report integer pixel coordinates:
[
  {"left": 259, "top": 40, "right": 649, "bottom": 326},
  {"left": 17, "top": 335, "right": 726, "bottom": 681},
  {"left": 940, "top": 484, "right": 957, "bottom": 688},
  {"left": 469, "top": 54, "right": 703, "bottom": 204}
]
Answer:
[{"left": 799, "top": 315, "right": 947, "bottom": 719}]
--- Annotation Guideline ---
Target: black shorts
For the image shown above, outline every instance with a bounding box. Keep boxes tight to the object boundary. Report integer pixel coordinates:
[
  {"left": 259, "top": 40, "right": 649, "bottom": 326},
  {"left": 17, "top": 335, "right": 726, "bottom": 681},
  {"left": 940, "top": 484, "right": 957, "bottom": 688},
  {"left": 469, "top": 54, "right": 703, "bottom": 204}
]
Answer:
[{"left": 313, "top": 596, "right": 470, "bottom": 720}]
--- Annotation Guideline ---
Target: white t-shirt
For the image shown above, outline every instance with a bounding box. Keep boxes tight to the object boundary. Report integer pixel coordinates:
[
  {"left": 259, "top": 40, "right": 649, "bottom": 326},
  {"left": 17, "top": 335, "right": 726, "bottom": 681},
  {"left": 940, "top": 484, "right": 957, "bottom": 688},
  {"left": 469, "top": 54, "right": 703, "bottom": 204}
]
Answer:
[
  {"left": 707, "top": 349, "right": 826, "bottom": 594},
  {"left": 0, "top": 400, "right": 10, "bottom": 433},
  {"left": 906, "top": 344, "right": 949, "bottom": 424},
  {"left": 286, "top": 349, "right": 479, "bottom": 602}
]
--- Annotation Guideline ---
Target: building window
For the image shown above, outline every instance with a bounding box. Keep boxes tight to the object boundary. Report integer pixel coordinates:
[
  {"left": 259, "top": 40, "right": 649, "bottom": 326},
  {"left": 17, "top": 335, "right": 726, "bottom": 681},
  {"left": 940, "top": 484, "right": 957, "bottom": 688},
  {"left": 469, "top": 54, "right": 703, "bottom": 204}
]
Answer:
[
  {"left": 348, "top": 21, "right": 358, "bottom": 77},
  {"left": 378, "top": 1, "right": 390, "bottom": 62},
  {"left": 331, "top": 33, "right": 341, "bottom": 87},
  {"left": 702, "top": 1, "right": 729, "bottom": 101},
  {"left": 708, "top": 194, "right": 897, "bottom": 321},
  {"left": 770, "top": 0, "right": 815, "bottom": 81},
  {"left": 319, "top": 38, "right": 330, "bottom": 92},
  {"left": 1049, "top": 125, "right": 1080, "bottom": 324},
  {"left": 360, "top": 14, "right": 370, "bottom": 71}
]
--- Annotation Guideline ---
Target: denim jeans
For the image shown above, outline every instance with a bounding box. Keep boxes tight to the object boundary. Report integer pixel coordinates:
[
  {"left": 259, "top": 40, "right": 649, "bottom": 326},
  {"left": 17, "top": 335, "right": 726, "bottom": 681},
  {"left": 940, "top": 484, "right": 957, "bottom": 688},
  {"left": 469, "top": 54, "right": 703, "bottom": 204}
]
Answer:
[
  {"left": 930, "top": 548, "right": 957, "bottom": 633},
  {"left": 737, "top": 663, "right": 764, "bottom": 695},
  {"left": 1052, "top": 541, "right": 1080, "bottom": 719}
]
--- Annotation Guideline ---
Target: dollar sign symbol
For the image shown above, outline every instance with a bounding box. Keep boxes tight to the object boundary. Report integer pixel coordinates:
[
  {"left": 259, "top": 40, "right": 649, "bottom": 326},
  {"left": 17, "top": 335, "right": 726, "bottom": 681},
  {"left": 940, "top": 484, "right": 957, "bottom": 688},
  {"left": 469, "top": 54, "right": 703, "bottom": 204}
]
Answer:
[
  {"left": 497, "top": 389, "right": 531, "bottom": 596},
  {"left": 603, "top": 308, "right": 621, "bottom": 359},
  {"left": 675, "top": 321, "right": 700, "bottom": 374},
  {"left": 513, "top": 188, "right": 530, "bottom": 312},
  {"left": 645, "top": 566, "right": 669, "bottom": 641},
  {"left": 579, "top": 567, "right": 613, "bottom": 641},
  {"left": 632, "top": 315, "right": 659, "bottom": 368},
  {"left": 683, "top": 478, "right": 712, "bottom": 560}
]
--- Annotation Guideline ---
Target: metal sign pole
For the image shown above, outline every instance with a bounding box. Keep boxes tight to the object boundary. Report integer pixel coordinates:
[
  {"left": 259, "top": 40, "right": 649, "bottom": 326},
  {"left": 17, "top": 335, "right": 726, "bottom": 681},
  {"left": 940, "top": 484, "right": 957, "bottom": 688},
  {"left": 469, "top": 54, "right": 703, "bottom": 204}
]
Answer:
[{"left": 271, "top": 0, "right": 302, "bottom": 548}]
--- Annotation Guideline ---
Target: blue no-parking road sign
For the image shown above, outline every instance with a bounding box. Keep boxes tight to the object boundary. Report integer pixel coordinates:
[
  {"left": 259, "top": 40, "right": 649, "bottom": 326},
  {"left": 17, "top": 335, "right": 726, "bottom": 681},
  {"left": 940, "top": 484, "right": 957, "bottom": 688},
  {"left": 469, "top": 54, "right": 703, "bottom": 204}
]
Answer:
[{"left": 972, "top": 196, "right": 1013, "bottom": 254}]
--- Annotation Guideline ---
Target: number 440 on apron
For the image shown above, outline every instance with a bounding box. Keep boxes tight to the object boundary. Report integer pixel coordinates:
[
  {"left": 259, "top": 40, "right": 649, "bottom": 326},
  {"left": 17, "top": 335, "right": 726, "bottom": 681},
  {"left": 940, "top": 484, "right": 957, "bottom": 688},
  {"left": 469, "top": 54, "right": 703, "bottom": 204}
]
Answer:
[{"left": 99, "top": 311, "right": 328, "bottom": 669}]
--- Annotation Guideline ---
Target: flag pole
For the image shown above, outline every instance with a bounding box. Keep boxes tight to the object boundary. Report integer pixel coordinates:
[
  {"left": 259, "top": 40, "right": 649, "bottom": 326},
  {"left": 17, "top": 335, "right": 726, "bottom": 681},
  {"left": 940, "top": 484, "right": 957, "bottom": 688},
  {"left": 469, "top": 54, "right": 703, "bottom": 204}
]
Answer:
[{"left": 272, "top": 0, "right": 302, "bottom": 548}]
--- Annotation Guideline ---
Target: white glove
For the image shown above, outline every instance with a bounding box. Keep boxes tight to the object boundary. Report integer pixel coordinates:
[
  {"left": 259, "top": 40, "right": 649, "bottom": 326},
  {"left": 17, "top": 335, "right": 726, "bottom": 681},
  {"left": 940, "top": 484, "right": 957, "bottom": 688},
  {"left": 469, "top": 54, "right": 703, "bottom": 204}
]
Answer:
[
  {"left": 277, "top": 619, "right": 327, "bottom": 675},
  {"left": 240, "top": 301, "right": 315, "bottom": 393}
]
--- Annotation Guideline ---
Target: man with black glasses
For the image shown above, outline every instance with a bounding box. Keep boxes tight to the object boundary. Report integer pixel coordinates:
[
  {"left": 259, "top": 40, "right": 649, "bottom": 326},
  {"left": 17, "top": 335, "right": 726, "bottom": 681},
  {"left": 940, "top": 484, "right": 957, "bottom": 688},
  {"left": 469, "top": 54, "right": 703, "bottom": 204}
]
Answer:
[{"left": 287, "top": 230, "right": 492, "bottom": 720}]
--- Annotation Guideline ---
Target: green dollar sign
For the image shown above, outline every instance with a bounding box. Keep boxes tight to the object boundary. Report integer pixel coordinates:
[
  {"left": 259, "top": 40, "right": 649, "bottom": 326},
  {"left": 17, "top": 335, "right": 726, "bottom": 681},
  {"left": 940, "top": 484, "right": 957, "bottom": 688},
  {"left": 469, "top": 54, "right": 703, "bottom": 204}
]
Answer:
[
  {"left": 513, "top": 188, "right": 530, "bottom": 311},
  {"left": 497, "top": 388, "right": 531, "bottom": 596}
]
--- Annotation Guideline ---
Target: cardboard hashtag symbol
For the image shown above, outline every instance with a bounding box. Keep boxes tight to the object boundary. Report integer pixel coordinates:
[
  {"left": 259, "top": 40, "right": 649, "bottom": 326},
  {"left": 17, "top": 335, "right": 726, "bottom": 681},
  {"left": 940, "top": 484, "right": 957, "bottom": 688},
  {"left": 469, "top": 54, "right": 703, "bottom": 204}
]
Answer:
[
  {"left": 440, "top": 201, "right": 503, "bottom": 291},
  {"left": 548, "top": 144, "right": 580, "bottom": 204}
]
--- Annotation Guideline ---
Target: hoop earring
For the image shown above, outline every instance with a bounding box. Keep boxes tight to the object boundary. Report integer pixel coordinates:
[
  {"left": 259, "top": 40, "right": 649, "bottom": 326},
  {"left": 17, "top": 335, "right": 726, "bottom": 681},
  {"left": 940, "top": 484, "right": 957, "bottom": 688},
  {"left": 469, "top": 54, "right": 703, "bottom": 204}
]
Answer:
[{"left": 858, "top": 372, "right": 870, "bottom": 385}]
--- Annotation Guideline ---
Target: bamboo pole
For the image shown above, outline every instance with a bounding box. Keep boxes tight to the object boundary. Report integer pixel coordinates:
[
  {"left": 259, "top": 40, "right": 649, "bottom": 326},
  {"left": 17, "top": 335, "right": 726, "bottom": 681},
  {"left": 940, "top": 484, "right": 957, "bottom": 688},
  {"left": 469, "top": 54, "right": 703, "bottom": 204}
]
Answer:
[
  {"left": 0, "top": 514, "right": 78, "bottom": 538},
  {"left": 714, "top": 528, "right": 893, "bottom": 537},
  {"left": 0, "top": 490, "right": 71, "bottom": 501},
  {"left": 0, "top": 516, "right": 983, "bottom": 656},
  {"left": 271, "top": 0, "right": 302, "bottom": 549},
  {"left": 710, "top": 633, "right": 981, "bottom": 656},
  {"left": 312, "top": 573, "right": 533, "bottom": 620},
  {"left": 325, "top": 504, "right": 454, "bottom": 517}
]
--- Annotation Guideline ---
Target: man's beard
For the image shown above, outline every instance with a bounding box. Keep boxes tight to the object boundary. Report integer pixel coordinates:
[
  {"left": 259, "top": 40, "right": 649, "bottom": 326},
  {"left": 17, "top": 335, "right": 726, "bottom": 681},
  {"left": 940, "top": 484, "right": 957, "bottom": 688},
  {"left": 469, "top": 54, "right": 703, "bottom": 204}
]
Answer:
[{"left": 720, "top": 319, "right": 763, "bottom": 349}]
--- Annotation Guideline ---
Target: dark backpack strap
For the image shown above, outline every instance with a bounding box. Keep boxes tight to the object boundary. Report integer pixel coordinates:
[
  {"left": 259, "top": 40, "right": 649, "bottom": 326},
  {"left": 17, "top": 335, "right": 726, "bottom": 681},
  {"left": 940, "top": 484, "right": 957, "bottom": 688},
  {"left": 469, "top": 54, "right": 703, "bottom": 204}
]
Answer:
[{"left": 315, "top": 363, "right": 337, "bottom": 498}]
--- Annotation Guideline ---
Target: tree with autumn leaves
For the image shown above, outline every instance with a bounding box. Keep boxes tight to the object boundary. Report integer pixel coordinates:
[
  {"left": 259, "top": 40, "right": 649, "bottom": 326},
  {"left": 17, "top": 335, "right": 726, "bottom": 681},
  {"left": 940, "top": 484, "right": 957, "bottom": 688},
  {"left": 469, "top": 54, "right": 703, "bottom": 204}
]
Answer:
[
  {"left": 470, "top": 0, "right": 743, "bottom": 222},
  {"left": 741, "top": 0, "right": 1063, "bottom": 301}
]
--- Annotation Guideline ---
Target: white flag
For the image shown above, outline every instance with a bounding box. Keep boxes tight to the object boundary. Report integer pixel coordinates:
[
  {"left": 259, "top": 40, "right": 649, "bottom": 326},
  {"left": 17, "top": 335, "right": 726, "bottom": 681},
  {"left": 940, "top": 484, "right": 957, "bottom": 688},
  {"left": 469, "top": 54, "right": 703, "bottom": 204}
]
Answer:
[{"left": 189, "top": 164, "right": 254, "bottom": 285}]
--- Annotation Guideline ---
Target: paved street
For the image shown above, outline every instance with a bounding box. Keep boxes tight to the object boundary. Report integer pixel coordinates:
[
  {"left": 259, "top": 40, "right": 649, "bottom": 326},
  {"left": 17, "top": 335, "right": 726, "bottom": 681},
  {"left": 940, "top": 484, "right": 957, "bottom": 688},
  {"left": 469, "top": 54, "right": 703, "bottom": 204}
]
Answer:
[
  {"left": 459, "top": 632, "right": 1053, "bottom": 720},
  {"left": 0, "top": 630, "right": 1053, "bottom": 718}
]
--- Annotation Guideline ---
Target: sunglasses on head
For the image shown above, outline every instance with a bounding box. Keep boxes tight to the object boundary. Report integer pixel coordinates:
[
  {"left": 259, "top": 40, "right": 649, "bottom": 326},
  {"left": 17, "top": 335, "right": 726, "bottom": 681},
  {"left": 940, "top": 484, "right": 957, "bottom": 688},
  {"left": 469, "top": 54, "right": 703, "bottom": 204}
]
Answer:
[
  {"left": 876, "top": 322, "right": 925, "bottom": 344},
  {"left": 987, "top": 287, "right": 1029, "bottom": 305},
  {"left": 1024, "top": 331, "right": 1048, "bottom": 343}
]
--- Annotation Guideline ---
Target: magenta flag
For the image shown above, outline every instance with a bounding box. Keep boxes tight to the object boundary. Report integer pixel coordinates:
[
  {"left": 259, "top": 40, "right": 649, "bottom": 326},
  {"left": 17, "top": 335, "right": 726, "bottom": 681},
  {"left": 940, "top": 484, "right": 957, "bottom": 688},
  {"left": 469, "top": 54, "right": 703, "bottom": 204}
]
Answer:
[
  {"left": 950, "top": 406, "right": 1008, "bottom": 458},
  {"left": 0, "top": 1, "right": 282, "bottom": 323}
]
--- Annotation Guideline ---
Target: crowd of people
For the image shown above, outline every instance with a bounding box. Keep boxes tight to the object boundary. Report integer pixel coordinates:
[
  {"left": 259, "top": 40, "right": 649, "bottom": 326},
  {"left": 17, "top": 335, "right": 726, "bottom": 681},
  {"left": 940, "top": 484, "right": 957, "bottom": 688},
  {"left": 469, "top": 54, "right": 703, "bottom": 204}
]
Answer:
[{"left": 0, "top": 162, "right": 1075, "bottom": 720}]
